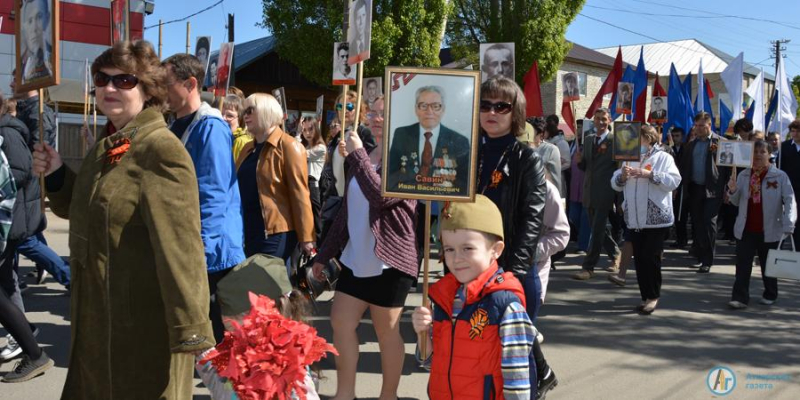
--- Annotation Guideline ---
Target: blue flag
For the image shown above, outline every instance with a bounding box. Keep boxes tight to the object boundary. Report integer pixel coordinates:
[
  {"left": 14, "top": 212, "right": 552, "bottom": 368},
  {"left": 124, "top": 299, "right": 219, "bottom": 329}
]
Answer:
[
  {"left": 765, "top": 90, "right": 779, "bottom": 132},
  {"left": 694, "top": 80, "right": 715, "bottom": 131},
  {"left": 683, "top": 72, "right": 693, "bottom": 103},
  {"left": 719, "top": 99, "right": 733, "bottom": 136},
  {"left": 610, "top": 65, "right": 636, "bottom": 120},
  {"left": 664, "top": 63, "right": 693, "bottom": 139}
]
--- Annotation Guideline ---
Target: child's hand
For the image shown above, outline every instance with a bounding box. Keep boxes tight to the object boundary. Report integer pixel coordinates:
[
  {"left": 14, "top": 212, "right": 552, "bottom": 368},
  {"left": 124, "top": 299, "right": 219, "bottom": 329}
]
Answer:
[{"left": 412, "top": 306, "right": 432, "bottom": 334}]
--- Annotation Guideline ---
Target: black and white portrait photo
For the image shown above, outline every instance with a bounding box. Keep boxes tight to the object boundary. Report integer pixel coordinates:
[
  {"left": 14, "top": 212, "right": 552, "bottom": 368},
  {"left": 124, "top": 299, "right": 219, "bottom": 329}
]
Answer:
[
  {"left": 195, "top": 36, "right": 212, "bottom": 77},
  {"left": 479, "top": 42, "right": 514, "bottom": 83},
  {"left": 363, "top": 77, "right": 383, "bottom": 108},
  {"left": 204, "top": 53, "right": 219, "bottom": 91},
  {"left": 347, "top": 0, "right": 372, "bottom": 64},
  {"left": 716, "top": 140, "right": 754, "bottom": 168},
  {"left": 649, "top": 96, "right": 667, "bottom": 122},
  {"left": 15, "top": 0, "right": 59, "bottom": 91},
  {"left": 332, "top": 42, "right": 356, "bottom": 85},
  {"left": 383, "top": 68, "right": 481, "bottom": 201},
  {"left": 616, "top": 82, "right": 634, "bottom": 114},
  {"left": 562, "top": 72, "right": 580, "bottom": 101}
]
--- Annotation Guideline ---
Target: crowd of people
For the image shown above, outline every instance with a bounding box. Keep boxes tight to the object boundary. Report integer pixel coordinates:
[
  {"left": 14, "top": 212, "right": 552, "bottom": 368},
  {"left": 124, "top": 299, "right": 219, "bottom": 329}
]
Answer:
[{"left": 0, "top": 39, "right": 797, "bottom": 400}]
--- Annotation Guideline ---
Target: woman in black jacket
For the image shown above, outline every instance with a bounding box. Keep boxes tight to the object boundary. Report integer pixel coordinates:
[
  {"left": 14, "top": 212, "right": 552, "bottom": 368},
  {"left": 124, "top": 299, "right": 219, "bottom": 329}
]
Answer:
[
  {"left": 0, "top": 97, "right": 53, "bottom": 382},
  {"left": 476, "top": 76, "right": 553, "bottom": 397}
]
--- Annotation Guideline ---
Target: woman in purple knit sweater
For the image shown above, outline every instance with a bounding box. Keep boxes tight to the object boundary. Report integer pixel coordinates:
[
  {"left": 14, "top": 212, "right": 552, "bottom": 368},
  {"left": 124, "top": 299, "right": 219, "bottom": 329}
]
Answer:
[{"left": 313, "top": 126, "right": 418, "bottom": 400}]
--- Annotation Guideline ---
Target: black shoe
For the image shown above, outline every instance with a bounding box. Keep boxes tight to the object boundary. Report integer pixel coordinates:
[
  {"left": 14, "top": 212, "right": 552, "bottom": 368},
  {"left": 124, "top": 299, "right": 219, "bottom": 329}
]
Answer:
[
  {"left": 1, "top": 351, "right": 54, "bottom": 383},
  {"left": 537, "top": 368, "right": 558, "bottom": 400},
  {"left": 696, "top": 265, "right": 711, "bottom": 273}
]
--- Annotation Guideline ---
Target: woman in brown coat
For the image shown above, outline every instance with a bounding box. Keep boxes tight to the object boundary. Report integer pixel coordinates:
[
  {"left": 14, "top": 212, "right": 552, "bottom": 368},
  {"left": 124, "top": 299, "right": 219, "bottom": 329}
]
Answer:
[{"left": 32, "top": 41, "right": 214, "bottom": 400}]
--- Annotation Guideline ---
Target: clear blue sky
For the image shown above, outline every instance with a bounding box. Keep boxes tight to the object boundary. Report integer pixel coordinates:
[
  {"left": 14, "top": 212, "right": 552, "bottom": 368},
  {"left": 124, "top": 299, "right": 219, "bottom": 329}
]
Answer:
[{"left": 143, "top": 0, "right": 800, "bottom": 79}]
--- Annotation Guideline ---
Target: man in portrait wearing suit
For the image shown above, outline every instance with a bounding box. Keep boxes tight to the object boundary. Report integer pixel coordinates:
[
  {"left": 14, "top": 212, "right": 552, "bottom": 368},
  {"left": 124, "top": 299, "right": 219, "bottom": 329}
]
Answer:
[
  {"left": 20, "top": 0, "right": 53, "bottom": 85},
  {"left": 574, "top": 107, "right": 621, "bottom": 279},
  {"left": 349, "top": 0, "right": 370, "bottom": 58},
  {"left": 333, "top": 43, "right": 353, "bottom": 80},
  {"left": 719, "top": 143, "right": 734, "bottom": 165},
  {"left": 650, "top": 97, "right": 667, "bottom": 121},
  {"left": 387, "top": 85, "right": 470, "bottom": 195},
  {"left": 563, "top": 73, "right": 580, "bottom": 99}
]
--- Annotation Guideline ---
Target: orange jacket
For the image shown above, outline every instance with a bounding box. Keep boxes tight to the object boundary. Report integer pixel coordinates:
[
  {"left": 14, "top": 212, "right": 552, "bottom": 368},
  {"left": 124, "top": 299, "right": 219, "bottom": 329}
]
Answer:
[{"left": 235, "top": 127, "right": 315, "bottom": 243}]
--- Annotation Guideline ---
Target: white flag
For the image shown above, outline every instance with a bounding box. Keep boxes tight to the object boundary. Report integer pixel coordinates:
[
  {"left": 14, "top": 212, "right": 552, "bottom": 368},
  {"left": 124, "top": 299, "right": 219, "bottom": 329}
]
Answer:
[
  {"left": 696, "top": 59, "right": 705, "bottom": 112},
  {"left": 745, "top": 69, "right": 765, "bottom": 132},
  {"left": 774, "top": 57, "right": 799, "bottom": 136},
  {"left": 721, "top": 52, "right": 744, "bottom": 121}
]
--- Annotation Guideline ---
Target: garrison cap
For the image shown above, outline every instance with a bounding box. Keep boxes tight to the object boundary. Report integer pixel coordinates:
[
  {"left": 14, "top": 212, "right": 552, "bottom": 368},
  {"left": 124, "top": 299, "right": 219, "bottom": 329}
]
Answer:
[{"left": 441, "top": 195, "right": 504, "bottom": 240}]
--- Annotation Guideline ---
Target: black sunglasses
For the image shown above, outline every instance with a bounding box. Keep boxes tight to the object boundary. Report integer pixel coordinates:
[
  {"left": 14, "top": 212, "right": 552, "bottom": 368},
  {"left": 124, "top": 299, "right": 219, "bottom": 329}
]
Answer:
[
  {"left": 243, "top": 106, "right": 255, "bottom": 116},
  {"left": 479, "top": 100, "right": 513, "bottom": 115},
  {"left": 93, "top": 72, "right": 139, "bottom": 90},
  {"left": 336, "top": 102, "right": 355, "bottom": 111}
]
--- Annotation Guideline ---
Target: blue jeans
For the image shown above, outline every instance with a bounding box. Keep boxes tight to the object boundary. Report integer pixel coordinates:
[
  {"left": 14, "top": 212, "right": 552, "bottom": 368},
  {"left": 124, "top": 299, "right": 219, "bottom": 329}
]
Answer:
[
  {"left": 568, "top": 203, "right": 591, "bottom": 251},
  {"left": 16, "top": 233, "right": 70, "bottom": 287}
]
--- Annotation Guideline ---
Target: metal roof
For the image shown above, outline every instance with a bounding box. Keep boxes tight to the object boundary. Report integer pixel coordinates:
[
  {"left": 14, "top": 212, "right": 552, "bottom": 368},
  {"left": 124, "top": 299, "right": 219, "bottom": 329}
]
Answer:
[
  {"left": 566, "top": 42, "right": 631, "bottom": 69},
  {"left": 210, "top": 36, "right": 277, "bottom": 72},
  {"left": 595, "top": 39, "right": 774, "bottom": 81}
]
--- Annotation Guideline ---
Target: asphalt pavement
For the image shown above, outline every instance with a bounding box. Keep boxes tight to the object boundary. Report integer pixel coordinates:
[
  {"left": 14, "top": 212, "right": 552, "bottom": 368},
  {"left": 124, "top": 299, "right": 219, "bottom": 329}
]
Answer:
[{"left": 2, "top": 212, "right": 799, "bottom": 399}]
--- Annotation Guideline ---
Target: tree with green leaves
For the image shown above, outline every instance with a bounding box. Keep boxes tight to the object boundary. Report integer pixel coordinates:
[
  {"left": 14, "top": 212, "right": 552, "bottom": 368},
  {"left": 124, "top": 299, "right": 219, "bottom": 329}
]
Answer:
[
  {"left": 260, "top": 0, "right": 452, "bottom": 88},
  {"left": 793, "top": 75, "right": 800, "bottom": 117},
  {"left": 446, "top": 0, "right": 585, "bottom": 82}
]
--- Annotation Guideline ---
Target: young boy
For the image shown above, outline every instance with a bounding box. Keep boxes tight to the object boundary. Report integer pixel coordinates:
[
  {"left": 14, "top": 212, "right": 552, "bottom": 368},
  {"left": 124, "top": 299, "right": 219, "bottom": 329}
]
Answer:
[{"left": 412, "top": 195, "right": 536, "bottom": 400}]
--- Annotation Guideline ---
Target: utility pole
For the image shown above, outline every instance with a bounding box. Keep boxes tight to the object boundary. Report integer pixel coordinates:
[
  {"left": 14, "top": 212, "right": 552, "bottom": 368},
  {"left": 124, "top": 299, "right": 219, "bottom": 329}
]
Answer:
[
  {"left": 770, "top": 39, "right": 790, "bottom": 107},
  {"left": 227, "top": 14, "right": 235, "bottom": 43}
]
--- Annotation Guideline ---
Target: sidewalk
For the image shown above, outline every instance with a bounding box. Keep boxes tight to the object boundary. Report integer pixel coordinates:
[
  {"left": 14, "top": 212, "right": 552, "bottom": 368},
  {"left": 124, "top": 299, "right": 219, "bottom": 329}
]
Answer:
[{"left": 2, "top": 211, "right": 799, "bottom": 399}]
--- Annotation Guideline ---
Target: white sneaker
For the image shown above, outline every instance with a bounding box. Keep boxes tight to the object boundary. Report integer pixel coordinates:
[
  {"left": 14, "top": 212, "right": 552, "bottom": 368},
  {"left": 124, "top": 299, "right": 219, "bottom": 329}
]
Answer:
[
  {"left": 758, "top": 297, "right": 776, "bottom": 306},
  {"left": 727, "top": 300, "right": 747, "bottom": 310},
  {"left": 536, "top": 331, "right": 544, "bottom": 344},
  {"left": 0, "top": 335, "right": 22, "bottom": 361}
]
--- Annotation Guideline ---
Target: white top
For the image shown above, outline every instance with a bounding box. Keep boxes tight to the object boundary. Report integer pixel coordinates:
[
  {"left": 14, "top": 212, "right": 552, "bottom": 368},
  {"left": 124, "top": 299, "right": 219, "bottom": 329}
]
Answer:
[
  {"left": 333, "top": 149, "right": 345, "bottom": 196},
  {"left": 418, "top": 125, "right": 441, "bottom": 157},
  {"left": 307, "top": 144, "right": 326, "bottom": 181},
  {"left": 340, "top": 178, "right": 390, "bottom": 277}
]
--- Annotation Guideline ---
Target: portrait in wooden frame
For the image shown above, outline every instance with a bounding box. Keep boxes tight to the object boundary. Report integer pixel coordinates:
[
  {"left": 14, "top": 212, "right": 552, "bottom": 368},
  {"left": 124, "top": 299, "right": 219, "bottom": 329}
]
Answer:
[
  {"left": 382, "top": 67, "right": 480, "bottom": 202},
  {"left": 15, "top": 0, "right": 60, "bottom": 93},
  {"left": 613, "top": 121, "right": 642, "bottom": 161}
]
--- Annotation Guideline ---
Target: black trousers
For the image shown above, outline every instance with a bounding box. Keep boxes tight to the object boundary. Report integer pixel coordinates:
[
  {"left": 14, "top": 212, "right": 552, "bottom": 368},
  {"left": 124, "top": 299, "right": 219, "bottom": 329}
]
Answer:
[
  {"left": 208, "top": 268, "right": 233, "bottom": 344},
  {"left": 688, "top": 184, "right": 721, "bottom": 266},
  {"left": 582, "top": 206, "right": 620, "bottom": 271},
  {"left": 0, "top": 285, "right": 41, "bottom": 359},
  {"left": 630, "top": 228, "right": 669, "bottom": 301},
  {"left": 732, "top": 232, "right": 779, "bottom": 304},
  {"left": 308, "top": 177, "right": 322, "bottom": 239},
  {"left": 0, "top": 241, "right": 24, "bottom": 312},
  {"left": 719, "top": 203, "right": 738, "bottom": 240},
  {"left": 672, "top": 188, "right": 689, "bottom": 244}
]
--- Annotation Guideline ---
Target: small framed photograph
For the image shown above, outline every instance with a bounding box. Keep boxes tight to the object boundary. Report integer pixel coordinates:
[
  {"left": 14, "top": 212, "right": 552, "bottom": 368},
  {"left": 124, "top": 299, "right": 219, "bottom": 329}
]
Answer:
[
  {"left": 649, "top": 96, "right": 667, "bottom": 123},
  {"left": 286, "top": 110, "right": 300, "bottom": 134},
  {"left": 382, "top": 67, "right": 480, "bottom": 201},
  {"left": 363, "top": 77, "right": 383, "bottom": 108},
  {"left": 271, "top": 87, "right": 287, "bottom": 118},
  {"left": 616, "top": 82, "right": 633, "bottom": 115},
  {"left": 716, "top": 140, "right": 754, "bottom": 168},
  {"left": 195, "top": 36, "right": 212, "bottom": 79},
  {"left": 110, "top": 0, "right": 129, "bottom": 44},
  {"left": 214, "top": 42, "right": 234, "bottom": 96},
  {"left": 613, "top": 121, "right": 641, "bottom": 161},
  {"left": 316, "top": 95, "right": 324, "bottom": 121},
  {"left": 204, "top": 52, "right": 219, "bottom": 90},
  {"left": 332, "top": 42, "right": 357, "bottom": 85},
  {"left": 347, "top": 0, "right": 372, "bottom": 64},
  {"left": 578, "top": 118, "right": 594, "bottom": 145},
  {"left": 15, "top": 0, "right": 60, "bottom": 92},
  {"left": 562, "top": 72, "right": 580, "bottom": 102},
  {"left": 480, "top": 42, "right": 514, "bottom": 83}
]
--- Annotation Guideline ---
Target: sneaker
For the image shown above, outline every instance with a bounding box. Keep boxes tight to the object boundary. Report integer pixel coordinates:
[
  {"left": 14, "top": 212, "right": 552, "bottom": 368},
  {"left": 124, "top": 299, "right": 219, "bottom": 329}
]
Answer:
[
  {"left": 537, "top": 368, "right": 558, "bottom": 400},
  {"left": 536, "top": 331, "right": 544, "bottom": 344},
  {"left": 696, "top": 265, "right": 711, "bottom": 273},
  {"left": 36, "top": 269, "right": 49, "bottom": 285},
  {"left": 728, "top": 300, "right": 747, "bottom": 310},
  {"left": 758, "top": 297, "right": 776, "bottom": 306},
  {"left": 1, "top": 352, "right": 54, "bottom": 383},
  {"left": 572, "top": 270, "right": 594, "bottom": 280},
  {"left": 607, "top": 274, "right": 626, "bottom": 287},
  {"left": 0, "top": 327, "right": 40, "bottom": 361}
]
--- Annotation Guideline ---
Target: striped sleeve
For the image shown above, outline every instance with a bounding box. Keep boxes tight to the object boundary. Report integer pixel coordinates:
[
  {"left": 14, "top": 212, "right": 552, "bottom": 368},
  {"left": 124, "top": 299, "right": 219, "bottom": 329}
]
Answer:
[
  {"left": 499, "top": 301, "right": 535, "bottom": 400},
  {"left": 0, "top": 150, "right": 16, "bottom": 254}
]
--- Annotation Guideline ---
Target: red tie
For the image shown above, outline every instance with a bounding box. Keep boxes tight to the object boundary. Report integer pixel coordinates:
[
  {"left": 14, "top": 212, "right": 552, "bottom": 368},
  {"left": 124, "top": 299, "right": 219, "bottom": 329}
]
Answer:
[{"left": 421, "top": 131, "right": 433, "bottom": 176}]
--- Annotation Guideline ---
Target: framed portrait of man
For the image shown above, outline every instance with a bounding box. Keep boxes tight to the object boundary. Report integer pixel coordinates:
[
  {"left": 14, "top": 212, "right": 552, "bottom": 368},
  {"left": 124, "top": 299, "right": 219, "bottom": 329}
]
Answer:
[
  {"left": 613, "top": 121, "right": 641, "bottom": 161},
  {"left": 616, "top": 82, "right": 634, "bottom": 115},
  {"left": 562, "top": 72, "right": 580, "bottom": 102},
  {"left": 479, "top": 42, "right": 514, "bottom": 83},
  {"left": 649, "top": 96, "right": 667, "bottom": 123},
  {"left": 195, "top": 36, "right": 212, "bottom": 78},
  {"left": 204, "top": 53, "right": 219, "bottom": 91},
  {"left": 347, "top": 0, "right": 372, "bottom": 64},
  {"left": 214, "top": 42, "right": 234, "bottom": 97},
  {"left": 716, "top": 140, "right": 754, "bottom": 168},
  {"left": 332, "top": 42, "right": 357, "bottom": 85},
  {"left": 110, "top": 0, "right": 129, "bottom": 44},
  {"left": 363, "top": 77, "right": 383, "bottom": 108},
  {"left": 382, "top": 67, "right": 481, "bottom": 201},
  {"left": 286, "top": 110, "right": 301, "bottom": 134},
  {"left": 271, "top": 87, "right": 288, "bottom": 120},
  {"left": 15, "top": 0, "right": 60, "bottom": 92}
]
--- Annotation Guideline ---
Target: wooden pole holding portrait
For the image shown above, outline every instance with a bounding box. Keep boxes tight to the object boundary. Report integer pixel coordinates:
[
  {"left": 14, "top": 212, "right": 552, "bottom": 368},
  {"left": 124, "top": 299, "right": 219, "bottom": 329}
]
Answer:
[
  {"left": 353, "top": 62, "right": 365, "bottom": 134},
  {"left": 340, "top": 84, "right": 348, "bottom": 142}
]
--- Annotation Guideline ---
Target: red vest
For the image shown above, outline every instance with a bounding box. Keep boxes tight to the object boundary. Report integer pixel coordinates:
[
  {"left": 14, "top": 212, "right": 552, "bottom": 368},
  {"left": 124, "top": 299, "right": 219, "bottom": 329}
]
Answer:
[{"left": 427, "top": 263, "right": 526, "bottom": 400}]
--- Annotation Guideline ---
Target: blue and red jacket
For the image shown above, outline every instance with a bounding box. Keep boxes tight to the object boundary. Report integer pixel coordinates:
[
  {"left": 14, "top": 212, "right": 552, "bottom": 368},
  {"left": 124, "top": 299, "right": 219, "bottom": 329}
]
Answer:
[{"left": 428, "top": 262, "right": 527, "bottom": 400}]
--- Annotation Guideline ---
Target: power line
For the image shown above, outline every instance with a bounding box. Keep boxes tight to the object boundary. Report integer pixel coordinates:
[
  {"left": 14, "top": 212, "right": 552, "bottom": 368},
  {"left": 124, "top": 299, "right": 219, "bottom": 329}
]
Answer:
[
  {"left": 630, "top": 0, "right": 800, "bottom": 31},
  {"left": 144, "top": 0, "right": 225, "bottom": 30}
]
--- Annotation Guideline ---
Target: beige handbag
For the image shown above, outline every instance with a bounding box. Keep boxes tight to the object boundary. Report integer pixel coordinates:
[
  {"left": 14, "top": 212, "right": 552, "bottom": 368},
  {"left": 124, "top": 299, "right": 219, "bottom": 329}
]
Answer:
[{"left": 765, "top": 237, "right": 800, "bottom": 281}]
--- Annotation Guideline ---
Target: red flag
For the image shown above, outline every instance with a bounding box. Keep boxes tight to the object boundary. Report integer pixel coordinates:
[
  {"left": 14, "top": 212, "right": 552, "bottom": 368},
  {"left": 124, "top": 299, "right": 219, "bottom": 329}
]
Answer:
[
  {"left": 561, "top": 100, "right": 575, "bottom": 134},
  {"left": 524, "top": 61, "right": 544, "bottom": 117},
  {"left": 585, "top": 47, "right": 624, "bottom": 118},
  {"left": 705, "top": 79, "right": 715, "bottom": 98},
  {"left": 647, "top": 73, "right": 667, "bottom": 124}
]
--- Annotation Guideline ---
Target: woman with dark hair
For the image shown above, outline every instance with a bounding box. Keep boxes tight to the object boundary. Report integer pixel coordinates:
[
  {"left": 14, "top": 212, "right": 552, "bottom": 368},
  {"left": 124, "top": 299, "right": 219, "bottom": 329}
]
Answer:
[
  {"left": 476, "top": 76, "right": 552, "bottom": 397},
  {"left": 31, "top": 40, "right": 214, "bottom": 398},
  {"left": 727, "top": 140, "right": 796, "bottom": 309},
  {"left": 302, "top": 117, "right": 327, "bottom": 237},
  {"left": 611, "top": 125, "right": 681, "bottom": 315}
]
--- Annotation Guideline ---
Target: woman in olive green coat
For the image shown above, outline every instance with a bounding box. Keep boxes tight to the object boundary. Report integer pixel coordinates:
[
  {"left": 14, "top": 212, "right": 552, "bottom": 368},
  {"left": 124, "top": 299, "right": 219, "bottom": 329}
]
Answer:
[{"left": 32, "top": 41, "right": 215, "bottom": 400}]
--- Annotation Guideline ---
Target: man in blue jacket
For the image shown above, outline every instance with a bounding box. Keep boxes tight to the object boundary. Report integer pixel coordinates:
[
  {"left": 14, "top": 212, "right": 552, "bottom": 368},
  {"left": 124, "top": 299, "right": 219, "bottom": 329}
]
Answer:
[{"left": 163, "top": 54, "right": 245, "bottom": 343}]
